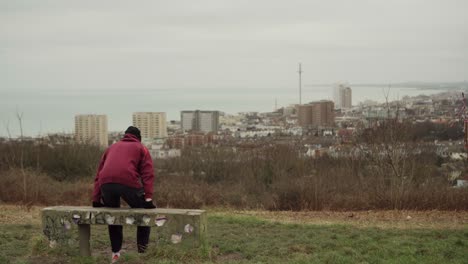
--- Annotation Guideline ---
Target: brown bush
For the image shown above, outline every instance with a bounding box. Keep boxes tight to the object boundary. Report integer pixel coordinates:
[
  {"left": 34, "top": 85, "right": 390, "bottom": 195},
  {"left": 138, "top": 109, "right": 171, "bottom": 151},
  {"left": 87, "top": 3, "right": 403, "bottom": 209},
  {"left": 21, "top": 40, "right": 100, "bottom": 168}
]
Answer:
[
  {"left": 154, "top": 144, "right": 468, "bottom": 211},
  {"left": 0, "top": 138, "right": 467, "bottom": 211},
  {"left": 0, "top": 140, "right": 101, "bottom": 181},
  {"left": 0, "top": 168, "right": 91, "bottom": 206}
]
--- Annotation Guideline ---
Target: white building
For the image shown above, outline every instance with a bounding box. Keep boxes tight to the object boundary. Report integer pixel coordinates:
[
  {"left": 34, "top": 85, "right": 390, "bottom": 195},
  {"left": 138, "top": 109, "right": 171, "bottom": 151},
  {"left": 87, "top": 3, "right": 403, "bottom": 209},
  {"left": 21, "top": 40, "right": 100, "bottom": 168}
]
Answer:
[
  {"left": 235, "top": 130, "right": 275, "bottom": 138},
  {"left": 181, "top": 110, "right": 219, "bottom": 133},
  {"left": 74, "top": 114, "right": 108, "bottom": 148},
  {"left": 132, "top": 112, "right": 168, "bottom": 139},
  {"left": 149, "top": 149, "right": 181, "bottom": 159},
  {"left": 220, "top": 114, "right": 242, "bottom": 126},
  {"left": 334, "top": 84, "right": 352, "bottom": 109}
]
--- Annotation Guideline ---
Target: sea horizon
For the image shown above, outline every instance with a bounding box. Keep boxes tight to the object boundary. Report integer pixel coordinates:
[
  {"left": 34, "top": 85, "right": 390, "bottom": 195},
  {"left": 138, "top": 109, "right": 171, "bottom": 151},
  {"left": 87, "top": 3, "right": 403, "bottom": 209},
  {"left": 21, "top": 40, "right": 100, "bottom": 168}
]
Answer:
[{"left": 1, "top": 82, "right": 467, "bottom": 138}]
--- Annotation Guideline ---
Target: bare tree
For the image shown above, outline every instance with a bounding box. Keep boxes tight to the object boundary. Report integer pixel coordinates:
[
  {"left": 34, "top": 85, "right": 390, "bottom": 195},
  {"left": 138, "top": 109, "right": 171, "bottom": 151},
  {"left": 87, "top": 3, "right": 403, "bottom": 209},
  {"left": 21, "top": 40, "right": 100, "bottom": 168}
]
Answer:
[
  {"left": 1, "top": 120, "right": 15, "bottom": 170},
  {"left": 3, "top": 120, "right": 12, "bottom": 140},
  {"left": 15, "top": 109, "right": 27, "bottom": 204},
  {"left": 382, "top": 84, "right": 391, "bottom": 119}
]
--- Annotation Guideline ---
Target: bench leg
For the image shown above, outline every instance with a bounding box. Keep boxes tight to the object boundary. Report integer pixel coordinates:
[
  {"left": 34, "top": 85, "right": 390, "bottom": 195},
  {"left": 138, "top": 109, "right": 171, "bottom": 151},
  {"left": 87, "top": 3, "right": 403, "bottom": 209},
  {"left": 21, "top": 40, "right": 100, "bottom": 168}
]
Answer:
[{"left": 78, "top": 224, "right": 91, "bottom": 256}]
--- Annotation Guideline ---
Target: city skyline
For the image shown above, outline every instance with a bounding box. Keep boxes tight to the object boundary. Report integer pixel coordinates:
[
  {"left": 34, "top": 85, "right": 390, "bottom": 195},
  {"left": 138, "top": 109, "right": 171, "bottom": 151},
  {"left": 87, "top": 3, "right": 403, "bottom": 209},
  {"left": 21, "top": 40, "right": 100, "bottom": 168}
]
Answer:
[{"left": 1, "top": 84, "right": 465, "bottom": 137}]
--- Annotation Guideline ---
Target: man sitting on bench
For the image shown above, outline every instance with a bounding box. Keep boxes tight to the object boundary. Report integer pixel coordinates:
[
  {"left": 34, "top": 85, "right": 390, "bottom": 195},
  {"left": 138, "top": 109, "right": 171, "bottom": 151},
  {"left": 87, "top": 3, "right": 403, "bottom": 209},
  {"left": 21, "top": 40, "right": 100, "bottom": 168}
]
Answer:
[{"left": 92, "top": 126, "right": 156, "bottom": 263}]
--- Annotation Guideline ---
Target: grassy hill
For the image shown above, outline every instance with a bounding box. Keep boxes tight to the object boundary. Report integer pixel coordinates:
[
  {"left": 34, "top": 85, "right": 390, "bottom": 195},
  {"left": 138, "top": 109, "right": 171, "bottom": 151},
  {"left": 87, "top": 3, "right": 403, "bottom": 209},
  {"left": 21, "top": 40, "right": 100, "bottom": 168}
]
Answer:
[{"left": 0, "top": 206, "right": 467, "bottom": 264}]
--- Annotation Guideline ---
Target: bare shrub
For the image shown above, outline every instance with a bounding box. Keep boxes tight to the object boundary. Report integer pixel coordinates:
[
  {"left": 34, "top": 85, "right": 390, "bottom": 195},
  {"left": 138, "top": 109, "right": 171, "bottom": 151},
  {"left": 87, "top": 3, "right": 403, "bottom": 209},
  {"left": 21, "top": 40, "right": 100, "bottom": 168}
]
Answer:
[
  {"left": 0, "top": 168, "right": 90, "bottom": 205},
  {"left": 0, "top": 132, "right": 466, "bottom": 211},
  {"left": 154, "top": 142, "right": 467, "bottom": 211},
  {"left": 0, "top": 141, "right": 101, "bottom": 181}
]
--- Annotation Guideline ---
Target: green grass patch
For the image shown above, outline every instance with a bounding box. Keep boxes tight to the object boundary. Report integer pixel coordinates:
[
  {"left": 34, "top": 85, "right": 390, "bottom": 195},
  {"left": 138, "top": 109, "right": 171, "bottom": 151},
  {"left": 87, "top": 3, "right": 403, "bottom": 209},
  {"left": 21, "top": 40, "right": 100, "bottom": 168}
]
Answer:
[{"left": 0, "top": 214, "right": 467, "bottom": 263}]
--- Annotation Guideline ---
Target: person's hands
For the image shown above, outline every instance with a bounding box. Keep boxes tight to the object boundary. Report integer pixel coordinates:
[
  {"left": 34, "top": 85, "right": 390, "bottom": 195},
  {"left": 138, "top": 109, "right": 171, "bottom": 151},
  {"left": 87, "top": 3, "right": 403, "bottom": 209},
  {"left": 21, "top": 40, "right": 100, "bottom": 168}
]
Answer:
[
  {"left": 143, "top": 200, "right": 156, "bottom": 209},
  {"left": 92, "top": 201, "right": 104, "bottom": 207}
]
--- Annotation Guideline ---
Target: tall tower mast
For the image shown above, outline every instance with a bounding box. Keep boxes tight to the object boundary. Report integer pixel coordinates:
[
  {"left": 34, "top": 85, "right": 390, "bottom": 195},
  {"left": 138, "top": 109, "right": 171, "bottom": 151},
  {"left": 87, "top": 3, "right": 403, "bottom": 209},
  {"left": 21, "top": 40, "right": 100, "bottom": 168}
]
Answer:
[{"left": 298, "top": 63, "right": 303, "bottom": 105}]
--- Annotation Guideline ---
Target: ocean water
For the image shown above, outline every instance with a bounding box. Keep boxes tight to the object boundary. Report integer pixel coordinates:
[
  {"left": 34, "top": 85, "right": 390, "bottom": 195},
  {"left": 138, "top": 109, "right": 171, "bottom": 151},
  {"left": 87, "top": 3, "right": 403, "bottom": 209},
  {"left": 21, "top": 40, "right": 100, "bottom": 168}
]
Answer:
[{"left": 0, "top": 86, "right": 451, "bottom": 137}]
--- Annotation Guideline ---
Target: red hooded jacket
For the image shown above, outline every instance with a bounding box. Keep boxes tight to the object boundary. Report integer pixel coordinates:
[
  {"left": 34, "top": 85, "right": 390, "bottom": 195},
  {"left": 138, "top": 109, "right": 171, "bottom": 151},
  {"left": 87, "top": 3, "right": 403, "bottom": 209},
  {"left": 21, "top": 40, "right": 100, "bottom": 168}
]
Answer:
[{"left": 92, "top": 133, "right": 154, "bottom": 202}]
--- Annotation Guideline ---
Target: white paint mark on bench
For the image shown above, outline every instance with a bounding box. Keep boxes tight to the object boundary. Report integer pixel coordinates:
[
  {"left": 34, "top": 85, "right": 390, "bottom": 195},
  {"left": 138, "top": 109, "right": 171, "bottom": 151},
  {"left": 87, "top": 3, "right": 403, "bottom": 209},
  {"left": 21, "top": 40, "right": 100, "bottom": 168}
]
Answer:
[
  {"left": 155, "top": 215, "right": 167, "bottom": 227},
  {"left": 105, "top": 214, "right": 115, "bottom": 225},
  {"left": 72, "top": 214, "right": 81, "bottom": 224},
  {"left": 126, "top": 216, "right": 135, "bottom": 225},
  {"left": 142, "top": 215, "right": 151, "bottom": 225},
  {"left": 171, "top": 234, "right": 182, "bottom": 244},
  {"left": 184, "top": 224, "right": 194, "bottom": 233}
]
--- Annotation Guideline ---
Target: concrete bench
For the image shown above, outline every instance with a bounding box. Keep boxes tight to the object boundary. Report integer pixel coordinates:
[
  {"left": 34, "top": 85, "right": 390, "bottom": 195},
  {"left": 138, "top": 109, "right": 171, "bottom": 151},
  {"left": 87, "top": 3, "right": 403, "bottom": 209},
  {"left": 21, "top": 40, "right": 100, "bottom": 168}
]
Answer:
[{"left": 41, "top": 206, "right": 207, "bottom": 256}]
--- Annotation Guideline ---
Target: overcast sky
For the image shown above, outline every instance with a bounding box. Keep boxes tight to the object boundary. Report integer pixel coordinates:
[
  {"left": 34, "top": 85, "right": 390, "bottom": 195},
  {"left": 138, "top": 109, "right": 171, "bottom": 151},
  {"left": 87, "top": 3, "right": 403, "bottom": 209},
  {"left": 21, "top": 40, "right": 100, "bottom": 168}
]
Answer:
[{"left": 1, "top": 0, "right": 467, "bottom": 91}]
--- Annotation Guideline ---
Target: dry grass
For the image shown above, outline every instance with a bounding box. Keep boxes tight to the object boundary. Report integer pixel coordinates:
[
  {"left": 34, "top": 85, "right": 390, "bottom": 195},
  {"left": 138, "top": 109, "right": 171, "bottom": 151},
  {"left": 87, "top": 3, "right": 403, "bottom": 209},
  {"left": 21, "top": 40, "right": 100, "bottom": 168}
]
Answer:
[
  {"left": 2, "top": 204, "right": 466, "bottom": 230},
  {"left": 211, "top": 208, "right": 468, "bottom": 229},
  {"left": 0, "top": 205, "right": 42, "bottom": 225}
]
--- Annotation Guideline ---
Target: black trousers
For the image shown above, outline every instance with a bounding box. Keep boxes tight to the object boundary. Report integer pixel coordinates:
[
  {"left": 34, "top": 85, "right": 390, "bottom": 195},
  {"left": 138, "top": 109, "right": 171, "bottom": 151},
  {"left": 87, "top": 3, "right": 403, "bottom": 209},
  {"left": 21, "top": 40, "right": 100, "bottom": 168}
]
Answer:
[{"left": 100, "top": 183, "right": 151, "bottom": 253}]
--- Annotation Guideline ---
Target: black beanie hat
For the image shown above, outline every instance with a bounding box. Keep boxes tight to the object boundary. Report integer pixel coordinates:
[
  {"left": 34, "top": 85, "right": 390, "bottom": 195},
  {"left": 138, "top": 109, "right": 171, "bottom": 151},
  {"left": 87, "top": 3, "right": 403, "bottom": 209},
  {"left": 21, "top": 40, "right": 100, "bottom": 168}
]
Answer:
[{"left": 125, "top": 126, "right": 141, "bottom": 141}]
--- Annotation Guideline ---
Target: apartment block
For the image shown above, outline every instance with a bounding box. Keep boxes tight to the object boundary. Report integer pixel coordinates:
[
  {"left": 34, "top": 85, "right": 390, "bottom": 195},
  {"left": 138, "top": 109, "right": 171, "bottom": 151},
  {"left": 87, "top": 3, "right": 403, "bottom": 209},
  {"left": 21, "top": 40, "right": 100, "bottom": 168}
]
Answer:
[
  {"left": 297, "top": 104, "right": 314, "bottom": 127},
  {"left": 181, "top": 110, "right": 220, "bottom": 133},
  {"left": 132, "top": 112, "right": 168, "bottom": 139},
  {"left": 334, "top": 84, "right": 352, "bottom": 109},
  {"left": 74, "top": 114, "right": 108, "bottom": 148},
  {"left": 297, "top": 100, "right": 335, "bottom": 128},
  {"left": 312, "top": 100, "right": 335, "bottom": 127}
]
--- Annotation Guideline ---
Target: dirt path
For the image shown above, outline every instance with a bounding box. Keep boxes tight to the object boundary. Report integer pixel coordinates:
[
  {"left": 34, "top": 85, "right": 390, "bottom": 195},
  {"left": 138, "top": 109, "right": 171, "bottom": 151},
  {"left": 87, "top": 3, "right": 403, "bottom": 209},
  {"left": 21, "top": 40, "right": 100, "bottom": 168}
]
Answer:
[{"left": 1, "top": 205, "right": 467, "bottom": 229}]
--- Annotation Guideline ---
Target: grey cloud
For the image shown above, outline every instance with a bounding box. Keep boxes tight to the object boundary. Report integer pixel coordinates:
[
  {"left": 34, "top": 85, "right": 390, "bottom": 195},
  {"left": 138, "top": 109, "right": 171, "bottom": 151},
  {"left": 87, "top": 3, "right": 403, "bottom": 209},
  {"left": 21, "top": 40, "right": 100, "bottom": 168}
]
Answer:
[{"left": 1, "top": 0, "right": 467, "bottom": 90}]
